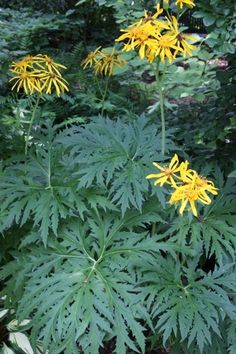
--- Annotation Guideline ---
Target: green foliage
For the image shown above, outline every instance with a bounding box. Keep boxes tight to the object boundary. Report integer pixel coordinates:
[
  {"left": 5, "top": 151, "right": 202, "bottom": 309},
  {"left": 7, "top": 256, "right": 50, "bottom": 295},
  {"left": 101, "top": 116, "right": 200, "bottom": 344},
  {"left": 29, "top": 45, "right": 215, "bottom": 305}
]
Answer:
[
  {"left": 143, "top": 257, "right": 236, "bottom": 352},
  {"left": 76, "top": 0, "right": 152, "bottom": 25},
  {"left": 146, "top": 56, "right": 219, "bottom": 116},
  {"left": 0, "top": 7, "right": 83, "bottom": 55},
  {"left": 0, "top": 121, "right": 116, "bottom": 244},
  {"left": 0, "top": 210, "right": 175, "bottom": 354},
  {"left": 193, "top": 0, "right": 236, "bottom": 55},
  {"left": 165, "top": 197, "right": 236, "bottom": 265}
]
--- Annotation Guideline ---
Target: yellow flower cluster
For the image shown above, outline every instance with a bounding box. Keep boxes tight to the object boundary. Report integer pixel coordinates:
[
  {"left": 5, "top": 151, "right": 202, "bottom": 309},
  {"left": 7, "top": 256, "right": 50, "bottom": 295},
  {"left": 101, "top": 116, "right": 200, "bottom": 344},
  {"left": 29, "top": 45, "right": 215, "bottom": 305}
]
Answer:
[
  {"left": 146, "top": 154, "right": 218, "bottom": 217},
  {"left": 9, "top": 54, "right": 69, "bottom": 96},
  {"left": 81, "top": 47, "right": 127, "bottom": 76},
  {"left": 115, "top": 4, "right": 196, "bottom": 63}
]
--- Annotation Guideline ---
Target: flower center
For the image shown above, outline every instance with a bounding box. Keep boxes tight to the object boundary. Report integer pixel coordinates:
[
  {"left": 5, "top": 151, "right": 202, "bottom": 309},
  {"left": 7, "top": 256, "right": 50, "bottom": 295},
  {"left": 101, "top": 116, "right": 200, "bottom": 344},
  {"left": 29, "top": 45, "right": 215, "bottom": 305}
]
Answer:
[
  {"left": 49, "top": 73, "right": 57, "bottom": 78},
  {"left": 164, "top": 167, "right": 173, "bottom": 175},
  {"left": 159, "top": 37, "right": 171, "bottom": 48},
  {"left": 20, "top": 72, "right": 30, "bottom": 79},
  {"left": 185, "top": 189, "right": 198, "bottom": 201}
]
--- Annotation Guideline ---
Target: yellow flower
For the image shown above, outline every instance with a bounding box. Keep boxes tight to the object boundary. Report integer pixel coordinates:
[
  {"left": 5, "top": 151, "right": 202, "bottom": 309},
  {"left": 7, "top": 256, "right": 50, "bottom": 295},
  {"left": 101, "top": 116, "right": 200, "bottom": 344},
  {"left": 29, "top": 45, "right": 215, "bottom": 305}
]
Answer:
[
  {"left": 175, "top": 0, "right": 195, "bottom": 9},
  {"left": 37, "top": 71, "right": 69, "bottom": 96},
  {"left": 155, "top": 33, "right": 180, "bottom": 63},
  {"left": 99, "top": 49, "right": 127, "bottom": 76},
  {"left": 116, "top": 24, "right": 149, "bottom": 52},
  {"left": 146, "top": 154, "right": 185, "bottom": 187},
  {"left": 132, "top": 35, "right": 159, "bottom": 60},
  {"left": 169, "top": 183, "right": 206, "bottom": 217},
  {"left": 147, "top": 153, "right": 218, "bottom": 217},
  {"left": 115, "top": 4, "right": 197, "bottom": 63},
  {"left": 10, "top": 56, "right": 35, "bottom": 72},
  {"left": 81, "top": 46, "right": 102, "bottom": 69},
  {"left": 169, "top": 171, "right": 218, "bottom": 217},
  {"left": 117, "top": 22, "right": 172, "bottom": 62},
  {"left": 176, "top": 33, "right": 197, "bottom": 57},
  {"left": 9, "top": 69, "right": 41, "bottom": 95},
  {"left": 170, "top": 168, "right": 218, "bottom": 217},
  {"left": 34, "top": 54, "right": 67, "bottom": 76},
  {"left": 194, "top": 174, "right": 218, "bottom": 195},
  {"left": 181, "top": 171, "right": 218, "bottom": 202},
  {"left": 168, "top": 16, "right": 197, "bottom": 57},
  {"left": 83, "top": 47, "right": 126, "bottom": 76},
  {"left": 115, "top": 5, "right": 170, "bottom": 62}
]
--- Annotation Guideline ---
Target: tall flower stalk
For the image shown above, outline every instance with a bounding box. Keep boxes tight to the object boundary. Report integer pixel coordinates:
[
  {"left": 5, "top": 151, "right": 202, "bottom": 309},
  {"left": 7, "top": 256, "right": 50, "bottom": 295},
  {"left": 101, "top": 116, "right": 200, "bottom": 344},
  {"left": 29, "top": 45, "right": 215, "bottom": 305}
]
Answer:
[
  {"left": 155, "top": 58, "right": 166, "bottom": 155},
  {"left": 115, "top": 2, "right": 197, "bottom": 155}
]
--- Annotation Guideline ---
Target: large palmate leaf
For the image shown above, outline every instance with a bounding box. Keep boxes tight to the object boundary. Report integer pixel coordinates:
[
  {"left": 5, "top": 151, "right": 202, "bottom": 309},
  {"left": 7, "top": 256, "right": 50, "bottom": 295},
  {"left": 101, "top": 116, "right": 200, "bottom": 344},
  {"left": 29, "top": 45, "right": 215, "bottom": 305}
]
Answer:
[
  {"left": 142, "top": 257, "right": 236, "bottom": 353},
  {"left": 0, "top": 122, "right": 115, "bottom": 244},
  {"left": 0, "top": 144, "right": 85, "bottom": 245},
  {"left": 57, "top": 115, "right": 176, "bottom": 214},
  {"left": 0, "top": 210, "right": 177, "bottom": 354}
]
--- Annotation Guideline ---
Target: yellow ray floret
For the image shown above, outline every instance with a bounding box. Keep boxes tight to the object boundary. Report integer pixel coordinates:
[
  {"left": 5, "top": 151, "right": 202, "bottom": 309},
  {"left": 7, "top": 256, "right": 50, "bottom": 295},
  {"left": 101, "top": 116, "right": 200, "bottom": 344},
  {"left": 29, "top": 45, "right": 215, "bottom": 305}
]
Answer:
[{"left": 175, "top": 0, "right": 195, "bottom": 9}]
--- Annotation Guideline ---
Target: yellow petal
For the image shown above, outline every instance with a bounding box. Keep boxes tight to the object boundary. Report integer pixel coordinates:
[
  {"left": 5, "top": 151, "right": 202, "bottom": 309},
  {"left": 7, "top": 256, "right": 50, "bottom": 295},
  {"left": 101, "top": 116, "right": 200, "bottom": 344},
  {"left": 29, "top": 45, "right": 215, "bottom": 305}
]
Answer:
[
  {"left": 179, "top": 198, "right": 188, "bottom": 214},
  {"left": 198, "top": 192, "right": 211, "bottom": 205},
  {"left": 190, "top": 200, "right": 198, "bottom": 217},
  {"left": 139, "top": 44, "right": 146, "bottom": 60},
  {"left": 146, "top": 172, "right": 165, "bottom": 179},
  {"left": 169, "top": 153, "right": 179, "bottom": 169},
  {"left": 152, "top": 161, "right": 164, "bottom": 171},
  {"left": 154, "top": 176, "right": 168, "bottom": 186}
]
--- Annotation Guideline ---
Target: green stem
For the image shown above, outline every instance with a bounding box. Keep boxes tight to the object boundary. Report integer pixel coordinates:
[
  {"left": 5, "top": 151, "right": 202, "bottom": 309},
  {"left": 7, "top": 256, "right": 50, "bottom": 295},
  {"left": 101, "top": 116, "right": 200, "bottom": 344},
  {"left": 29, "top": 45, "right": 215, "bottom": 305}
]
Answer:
[
  {"left": 155, "top": 59, "right": 166, "bottom": 156},
  {"left": 151, "top": 223, "right": 156, "bottom": 236},
  {"left": 178, "top": 7, "right": 189, "bottom": 20},
  {"left": 25, "top": 94, "right": 40, "bottom": 155},
  {"left": 101, "top": 75, "right": 109, "bottom": 117},
  {"left": 94, "top": 75, "right": 103, "bottom": 97},
  {"left": 166, "top": 9, "right": 172, "bottom": 21},
  {"left": 159, "top": 85, "right": 165, "bottom": 156}
]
